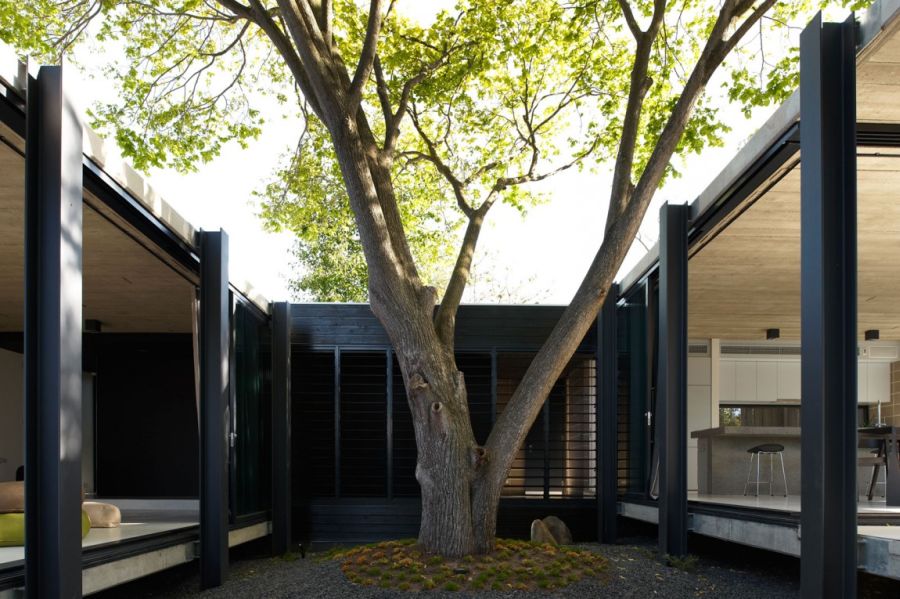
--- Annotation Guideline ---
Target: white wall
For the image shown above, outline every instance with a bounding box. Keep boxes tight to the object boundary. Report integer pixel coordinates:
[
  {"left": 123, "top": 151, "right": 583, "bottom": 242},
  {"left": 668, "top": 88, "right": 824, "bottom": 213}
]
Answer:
[
  {"left": 0, "top": 348, "right": 24, "bottom": 481},
  {"left": 687, "top": 344, "right": 713, "bottom": 491}
]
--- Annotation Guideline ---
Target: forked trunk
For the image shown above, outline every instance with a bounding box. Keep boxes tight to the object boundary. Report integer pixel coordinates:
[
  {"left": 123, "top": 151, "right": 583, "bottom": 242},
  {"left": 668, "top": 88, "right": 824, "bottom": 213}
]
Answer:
[{"left": 331, "top": 119, "right": 507, "bottom": 556}]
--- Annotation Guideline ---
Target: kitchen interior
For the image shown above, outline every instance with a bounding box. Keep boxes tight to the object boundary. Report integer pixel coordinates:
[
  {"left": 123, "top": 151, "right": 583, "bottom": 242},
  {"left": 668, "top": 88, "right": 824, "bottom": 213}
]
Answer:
[
  {"left": 686, "top": 337, "right": 900, "bottom": 511},
  {"left": 684, "top": 153, "right": 900, "bottom": 513}
]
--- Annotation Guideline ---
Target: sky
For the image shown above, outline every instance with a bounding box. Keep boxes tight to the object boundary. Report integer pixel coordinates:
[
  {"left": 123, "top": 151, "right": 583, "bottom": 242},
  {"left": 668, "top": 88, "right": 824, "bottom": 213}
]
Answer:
[{"left": 66, "top": 0, "right": 790, "bottom": 305}]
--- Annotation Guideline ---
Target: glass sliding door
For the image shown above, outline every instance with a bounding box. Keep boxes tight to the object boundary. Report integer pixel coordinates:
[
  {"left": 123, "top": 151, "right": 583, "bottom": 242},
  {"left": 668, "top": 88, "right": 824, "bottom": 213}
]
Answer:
[
  {"left": 232, "top": 299, "right": 271, "bottom": 518},
  {"left": 617, "top": 281, "right": 653, "bottom": 497}
]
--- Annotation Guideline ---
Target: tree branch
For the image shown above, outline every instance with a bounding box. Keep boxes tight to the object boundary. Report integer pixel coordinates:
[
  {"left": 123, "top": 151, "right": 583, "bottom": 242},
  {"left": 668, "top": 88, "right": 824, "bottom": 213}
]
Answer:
[
  {"left": 605, "top": 0, "right": 667, "bottom": 232},
  {"left": 434, "top": 204, "right": 491, "bottom": 348},
  {"left": 383, "top": 44, "right": 460, "bottom": 156},
  {"left": 347, "top": 0, "right": 387, "bottom": 115},
  {"left": 478, "top": 0, "right": 777, "bottom": 517},
  {"left": 273, "top": 0, "right": 343, "bottom": 123},
  {"left": 617, "top": 0, "right": 642, "bottom": 40},
  {"left": 493, "top": 135, "right": 601, "bottom": 191},
  {"left": 373, "top": 55, "right": 394, "bottom": 131},
  {"left": 236, "top": 0, "right": 325, "bottom": 121},
  {"left": 409, "top": 108, "right": 475, "bottom": 217}
]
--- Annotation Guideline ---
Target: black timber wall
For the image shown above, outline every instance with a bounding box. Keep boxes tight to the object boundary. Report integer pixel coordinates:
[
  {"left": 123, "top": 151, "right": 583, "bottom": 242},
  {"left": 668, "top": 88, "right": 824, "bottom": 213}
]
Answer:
[
  {"left": 290, "top": 303, "right": 596, "bottom": 350},
  {"left": 290, "top": 303, "right": 598, "bottom": 544}
]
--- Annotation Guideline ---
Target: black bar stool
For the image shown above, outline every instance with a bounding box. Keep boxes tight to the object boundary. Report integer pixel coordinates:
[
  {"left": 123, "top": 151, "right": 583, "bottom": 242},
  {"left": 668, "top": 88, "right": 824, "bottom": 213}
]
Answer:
[{"left": 743, "top": 443, "right": 788, "bottom": 497}]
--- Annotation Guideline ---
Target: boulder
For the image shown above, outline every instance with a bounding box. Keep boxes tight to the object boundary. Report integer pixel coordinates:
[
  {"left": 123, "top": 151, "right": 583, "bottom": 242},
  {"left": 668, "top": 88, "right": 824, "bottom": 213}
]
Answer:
[
  {"left": 542, "top": 515, "right": 573, "bottom": 545},
  {"left": 530, "top": 518, "right": 557, "bottom": 545}
]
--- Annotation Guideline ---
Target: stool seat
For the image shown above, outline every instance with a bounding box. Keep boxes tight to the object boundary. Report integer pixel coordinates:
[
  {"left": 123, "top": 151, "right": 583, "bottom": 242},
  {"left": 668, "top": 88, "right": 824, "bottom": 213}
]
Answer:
[
  {"left": 748, "top": 443, "right": 785, "bottom": 454},
  {"left": 744, "top": 444, "right": 788, "bottom": 497}
]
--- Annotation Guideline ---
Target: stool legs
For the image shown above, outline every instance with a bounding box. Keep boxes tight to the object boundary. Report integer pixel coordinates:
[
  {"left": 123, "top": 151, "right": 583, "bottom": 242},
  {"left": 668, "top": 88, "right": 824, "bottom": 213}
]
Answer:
[
  {"left": 743, "top": 453, "right": 755, "bottom": 496},
  {"left": 743, "top": 451, "right": 789, "bottom": 497},
  {"left": 769, "top": 452, "right": 774, "bottom": 496},
  {"left": 779, "top": 451, "right": 788, "bottom": 497}
]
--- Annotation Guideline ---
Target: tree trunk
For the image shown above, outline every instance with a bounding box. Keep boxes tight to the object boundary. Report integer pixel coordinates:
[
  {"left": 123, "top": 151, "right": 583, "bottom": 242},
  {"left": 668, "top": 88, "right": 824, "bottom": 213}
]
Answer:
[
  {"left": 399, "top": 347, "right": 478, "bottom": 556},
  {"left": 394, "top": 342, "right": 504, "bottom": 556}
]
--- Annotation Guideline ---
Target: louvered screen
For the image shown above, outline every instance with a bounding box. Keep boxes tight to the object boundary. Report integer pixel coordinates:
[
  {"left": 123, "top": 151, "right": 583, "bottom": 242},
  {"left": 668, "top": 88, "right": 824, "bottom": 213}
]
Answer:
[
  {"left": 456, "top": 353, "right": 493, "bottom": 445},
  {"left": 391, "top": 356, "right": 418, "bottom": 497},
  {"left": 298, "top": 349, "right": 596, "bottom": 500},
  {"left": 340, "top": 352, "right": 387, "bottom": 497},
  {"left": 499, "top": 353, "right": 596, "bottom": 498},
  {"left": 551, "top": 357, "right": 596, "bottom": 497},
  {"left": 293, "top": 350, "right": 336, "bottom": 498}
]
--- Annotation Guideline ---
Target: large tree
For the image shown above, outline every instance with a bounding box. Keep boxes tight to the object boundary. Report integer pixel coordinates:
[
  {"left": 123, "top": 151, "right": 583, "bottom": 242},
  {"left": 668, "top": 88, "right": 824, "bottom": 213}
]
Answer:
[{"left": 3, "top": 0, "right": 848, "bottom": 556}]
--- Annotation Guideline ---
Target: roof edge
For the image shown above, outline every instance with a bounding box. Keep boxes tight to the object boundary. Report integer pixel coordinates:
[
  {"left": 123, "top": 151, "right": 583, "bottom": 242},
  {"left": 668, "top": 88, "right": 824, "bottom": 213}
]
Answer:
[{"left": 0, "top": 41, "right": 270, "bottom": 313}]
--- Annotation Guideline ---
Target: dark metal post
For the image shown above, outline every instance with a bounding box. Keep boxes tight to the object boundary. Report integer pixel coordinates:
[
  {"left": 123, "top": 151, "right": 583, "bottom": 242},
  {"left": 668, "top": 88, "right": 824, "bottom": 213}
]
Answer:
[
  {"left": 200, "top": 230, "right": 230, "bottom": 589},
  {"left": 598, "top": 284, "right": 618, "bottom": 543},
  {"left": 24, "top": 65, "right": 84, "bottom": 599},
  {"left": 799, "top": 13, "right": 857, "bottom": 598},
  {"left": 270, "top": 302, "right": 291, "bottom": 555},
  {"left": 657, "top": 203, "right": 688, "bottom": 557}
]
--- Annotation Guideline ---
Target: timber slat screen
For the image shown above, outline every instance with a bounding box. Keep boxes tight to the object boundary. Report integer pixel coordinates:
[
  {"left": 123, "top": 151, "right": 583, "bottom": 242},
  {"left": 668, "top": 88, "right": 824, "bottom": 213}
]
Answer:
[
  {"left": 340, "top": 352, "right": 388, "bottom": 497},
  {"left": 294, "top": 349, "right": 597, "bottom": 502}
]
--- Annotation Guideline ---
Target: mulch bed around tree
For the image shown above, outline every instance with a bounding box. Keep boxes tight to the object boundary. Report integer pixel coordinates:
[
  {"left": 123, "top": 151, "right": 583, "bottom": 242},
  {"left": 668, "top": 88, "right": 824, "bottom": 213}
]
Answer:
[{"left": 322, "top": 538, "right": 608, "bottom": 592}]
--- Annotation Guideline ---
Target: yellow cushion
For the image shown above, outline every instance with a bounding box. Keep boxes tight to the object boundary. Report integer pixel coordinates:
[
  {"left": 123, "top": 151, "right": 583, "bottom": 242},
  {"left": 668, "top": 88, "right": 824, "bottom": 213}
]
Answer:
[
  {"left": 0, "top": 510, "right": 91, "bottom": 547},
  {"left": 0, "top": 513, "right": 24, "bottom": 546}
]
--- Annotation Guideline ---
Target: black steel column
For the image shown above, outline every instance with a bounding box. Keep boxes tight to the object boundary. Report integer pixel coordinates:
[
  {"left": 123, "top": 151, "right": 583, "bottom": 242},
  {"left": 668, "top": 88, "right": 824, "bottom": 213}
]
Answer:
[
  {"left": 200, "top": 230, "right": 230, "bottom": 588},
  {"left": 799, "top": 13, "right": 857, "bottom": 598},
  {"left": 597, "top": 284, "right": 618, "bottom": 543},
  {"left": 657, "top": 203, "right": 688, "bottom": 557},
  {"left": 270, "top": 302, "right": 291, "bottom": 555},
  {"left": 24, "top": 65, "right": 84, "bottom": 599}
]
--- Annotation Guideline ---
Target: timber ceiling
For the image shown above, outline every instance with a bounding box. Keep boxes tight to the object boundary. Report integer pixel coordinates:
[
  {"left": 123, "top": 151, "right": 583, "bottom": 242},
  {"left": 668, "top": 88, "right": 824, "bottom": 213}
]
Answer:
[
  {"left": 688, "top": 12, "right": 900, "bottom": 341},
  {"left": 858, "top": 11, "right": 900, "bottom": 123},
  {"left": 688, "top": 150, "right": 900, "bottom": 340},
  {"left": 0, "top": 142, "right": 194, "bottom": 333}
]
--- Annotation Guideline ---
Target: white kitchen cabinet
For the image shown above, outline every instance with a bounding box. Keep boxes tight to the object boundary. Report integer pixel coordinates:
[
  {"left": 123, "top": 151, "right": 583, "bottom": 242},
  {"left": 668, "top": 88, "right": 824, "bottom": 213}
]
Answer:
[
  {"left": 734, "top": 361, "right": 758, "bottom": 403},
  {"left": 866, "top": 362, "right": 890, "bottom": 405},
  {"left": 756, "top": 361, "right": 778, "bottom": 403},
  {"left": 777, "top": 361, "right": 801, "bottom": 400},
  {"left": 720, "top": 360, "right": 736, "bottom": 403}
]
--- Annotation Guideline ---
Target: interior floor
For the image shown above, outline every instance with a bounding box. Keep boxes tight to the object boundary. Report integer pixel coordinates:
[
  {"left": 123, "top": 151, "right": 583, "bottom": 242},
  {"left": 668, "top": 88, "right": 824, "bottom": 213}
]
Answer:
[
  {"left": 0, "top": 502, "right": 199, "bottom": 569},
  {"left": 688, "top": 491, "right": 900, "bottom": 515}
]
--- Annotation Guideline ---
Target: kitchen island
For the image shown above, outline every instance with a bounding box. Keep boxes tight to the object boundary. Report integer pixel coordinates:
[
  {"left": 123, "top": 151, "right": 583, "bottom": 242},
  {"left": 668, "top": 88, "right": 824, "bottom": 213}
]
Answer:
[{"left": 691, "top": 426, "right": 801, "bottom": 495}]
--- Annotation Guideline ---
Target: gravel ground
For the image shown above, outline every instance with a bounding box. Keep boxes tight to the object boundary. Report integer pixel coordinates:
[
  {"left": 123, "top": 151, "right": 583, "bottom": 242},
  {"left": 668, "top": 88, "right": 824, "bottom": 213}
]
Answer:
[{"left": 93, "top": 536, "right": 900, "bottom": 598}]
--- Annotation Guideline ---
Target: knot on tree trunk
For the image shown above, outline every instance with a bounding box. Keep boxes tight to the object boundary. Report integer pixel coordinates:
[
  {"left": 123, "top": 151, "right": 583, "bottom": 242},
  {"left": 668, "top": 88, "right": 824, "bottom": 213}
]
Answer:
[
  {"left": 431, "top": 401, "right": 442, "bottom": 413},
  {"left": 471, "top": 446, "right": 488, "bottom": 470},
  {"left": 409, "top": 373, "right": 429, "bottom": 394}
]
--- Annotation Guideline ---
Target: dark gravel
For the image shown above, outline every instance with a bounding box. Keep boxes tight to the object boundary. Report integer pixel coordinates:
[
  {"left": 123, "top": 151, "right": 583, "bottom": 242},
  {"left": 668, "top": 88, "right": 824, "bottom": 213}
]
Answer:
[{"left": 93, "top": 536, "right": 900, "bottom": 598}]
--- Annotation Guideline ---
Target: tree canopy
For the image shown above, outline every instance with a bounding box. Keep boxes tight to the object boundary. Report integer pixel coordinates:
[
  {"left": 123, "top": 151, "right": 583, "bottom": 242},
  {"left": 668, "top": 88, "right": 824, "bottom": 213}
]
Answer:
[
  {"left": 0, "top": 0, "right": 861, "bottom": 302},
  {"left": 1, "top": 0, "right": 873, "bottom": 559}
]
